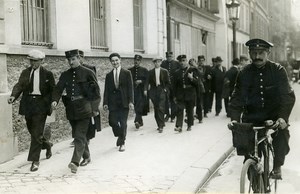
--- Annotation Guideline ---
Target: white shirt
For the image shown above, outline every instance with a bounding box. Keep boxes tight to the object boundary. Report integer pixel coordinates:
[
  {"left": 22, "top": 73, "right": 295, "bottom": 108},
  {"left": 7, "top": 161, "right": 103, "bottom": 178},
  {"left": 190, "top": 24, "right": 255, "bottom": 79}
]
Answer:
[
  {"left": 30, "top": 66, "right": 41, "bottom": 95},
  {"left": 155, "top": 67, "right": 160, "bottom": 86}
]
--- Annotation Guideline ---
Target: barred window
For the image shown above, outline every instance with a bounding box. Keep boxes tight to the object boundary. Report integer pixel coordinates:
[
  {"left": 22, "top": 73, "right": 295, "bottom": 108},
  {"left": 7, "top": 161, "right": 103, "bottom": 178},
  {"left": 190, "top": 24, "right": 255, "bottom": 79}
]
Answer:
[
  {"left": 20, "top": 0, "right": 52, "bottom": 47},
  {"left": 133, "top": 0, "right": 144, "bottom": 51},
  {"left": 90, "top": 0, "right": 107, "bottom": 50}
]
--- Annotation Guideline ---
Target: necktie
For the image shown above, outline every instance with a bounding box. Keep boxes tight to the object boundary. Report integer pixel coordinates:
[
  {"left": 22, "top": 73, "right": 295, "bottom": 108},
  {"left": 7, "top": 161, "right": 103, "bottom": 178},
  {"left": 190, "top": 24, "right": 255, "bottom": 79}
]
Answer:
[
  {"left": 29, "top": 69, "right": 35, "bottom": 92},
  {"left": 115, "top": 68, "right": 119, "bottom": 88}
]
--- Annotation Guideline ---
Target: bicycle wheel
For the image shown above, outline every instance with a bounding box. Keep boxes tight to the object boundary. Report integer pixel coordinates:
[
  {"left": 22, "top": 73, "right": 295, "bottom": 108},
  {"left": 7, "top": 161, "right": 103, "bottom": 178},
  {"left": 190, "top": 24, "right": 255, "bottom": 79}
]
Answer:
[{"left": 240, "top": 159, "right": 265, "bottom": 193}]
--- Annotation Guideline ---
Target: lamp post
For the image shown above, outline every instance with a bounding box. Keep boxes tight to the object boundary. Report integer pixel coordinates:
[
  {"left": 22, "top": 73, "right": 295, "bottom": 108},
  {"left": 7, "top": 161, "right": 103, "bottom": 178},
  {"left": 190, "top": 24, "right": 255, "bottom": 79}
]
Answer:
[{"left": 226, "top": 0, "right": 240, "bottom": 59}]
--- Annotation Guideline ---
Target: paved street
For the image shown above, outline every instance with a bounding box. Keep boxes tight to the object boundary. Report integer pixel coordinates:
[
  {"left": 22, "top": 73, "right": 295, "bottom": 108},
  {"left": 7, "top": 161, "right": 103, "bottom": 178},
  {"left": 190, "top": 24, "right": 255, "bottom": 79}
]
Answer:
[{"left": 0, "top": 108, "right": 233, "bottom": 194}]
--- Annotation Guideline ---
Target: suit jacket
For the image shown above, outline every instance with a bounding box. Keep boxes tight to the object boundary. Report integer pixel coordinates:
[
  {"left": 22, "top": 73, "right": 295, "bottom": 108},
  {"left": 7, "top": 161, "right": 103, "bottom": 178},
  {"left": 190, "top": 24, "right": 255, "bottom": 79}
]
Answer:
[
  {"left": 198, "top": 65, "right": 212, "bottom": 92},
  {"left": 211, "top": 65, "right": 226, "bottom": 93},
  {"left": 148, "top": 67, "right": 170, "bottom": 101},
  {"left": 225, "top": 65, "right": 239, "bottom": 95},
  {"left": 103, "top": 68, "right": 134, "bottom": 111},
  {"left": 52, "top": 65, "right": 100, "bottom": 120},
  {"left": 11, "top": 66, "right": 55, "bottom": 116}
]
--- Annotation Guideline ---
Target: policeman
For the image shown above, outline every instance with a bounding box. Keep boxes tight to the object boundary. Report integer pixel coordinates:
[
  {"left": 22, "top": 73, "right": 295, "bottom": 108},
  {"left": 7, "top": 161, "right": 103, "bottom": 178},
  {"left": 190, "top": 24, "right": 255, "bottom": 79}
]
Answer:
[
  {"left": 230, "top": 38, "right": 296, "bottom": 179},
  {"left": 161, "top": 51, "right": 181, "bottom": 122},
  {"left": 51, "top": 49, "right": 100, "bottom": 173},
  {"left": 128, "top": 54, "right": 149, "bottom": 129}
]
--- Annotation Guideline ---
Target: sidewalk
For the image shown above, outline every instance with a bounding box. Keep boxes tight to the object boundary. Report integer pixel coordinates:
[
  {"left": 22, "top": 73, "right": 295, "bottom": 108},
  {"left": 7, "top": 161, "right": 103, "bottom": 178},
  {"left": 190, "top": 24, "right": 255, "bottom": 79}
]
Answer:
[{"left": 0, "top": 110, "right": 234, "bottom": 194}]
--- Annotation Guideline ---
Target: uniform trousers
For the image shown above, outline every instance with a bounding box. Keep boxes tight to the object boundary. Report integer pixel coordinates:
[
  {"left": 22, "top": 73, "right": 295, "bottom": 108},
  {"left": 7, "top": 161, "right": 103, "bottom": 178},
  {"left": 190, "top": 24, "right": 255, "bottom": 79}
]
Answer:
[
  {"left": 69, "top": 118, "right": 90, "bottom": 164},
  {"left": 25, "top": 113, "right": 51, "bottom": 162},
  {"left": 176, "top": 99, "right": 195, "bottom": 128},
  {"left": 134, "top": 88, "right": 145, "bottom": 125},
  {"left": 214, "top": 91, "right": 223, "bottom": 114},
  {"left": 150, "top": 86, "right": 166, "bottom": 128},
  {"left": 196, "top": 93, "right": 203, "bottom": 121},
  {"left": 165, "top": 88, "right": 177, "bottom": 120}
]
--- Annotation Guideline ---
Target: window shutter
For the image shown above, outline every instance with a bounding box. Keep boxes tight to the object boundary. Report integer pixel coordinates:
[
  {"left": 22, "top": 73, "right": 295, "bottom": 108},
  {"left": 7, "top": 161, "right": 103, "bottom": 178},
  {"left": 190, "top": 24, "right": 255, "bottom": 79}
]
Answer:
[{"left": 209, "top": 0, "right": 219, "bottom": 14}]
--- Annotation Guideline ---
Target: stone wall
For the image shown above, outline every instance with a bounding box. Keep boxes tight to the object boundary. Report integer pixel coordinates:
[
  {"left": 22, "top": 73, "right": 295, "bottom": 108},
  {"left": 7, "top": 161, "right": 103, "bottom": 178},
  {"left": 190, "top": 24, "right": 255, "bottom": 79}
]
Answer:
[{"left": 7, "top": 54, "right": 153, "bottom": 151}]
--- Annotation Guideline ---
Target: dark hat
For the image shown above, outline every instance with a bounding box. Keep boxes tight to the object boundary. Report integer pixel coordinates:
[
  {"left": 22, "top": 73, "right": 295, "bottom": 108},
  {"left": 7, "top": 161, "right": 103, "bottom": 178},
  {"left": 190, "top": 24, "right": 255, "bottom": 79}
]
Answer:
[
  {"left": 212, "top": 57, "right": 216, "bottom": 62},
  {"left": 177, "top": 54, "right": 187, "bottom": 61},
  {"left": 65, "top": 49, "right": 80, "bottom": 58},
  {"left": 78, "top": 50, "right": 84, "bottom": 57},
  {"left": 134, "top": 54, "right": 143, "bottom": 60},
  {"left": 109, "top": 53, "right": 121, "bottom": 60},
  {"left": 198, "top": 55, "right": 205, "bottom": 60},
  {"left": 239, "top": 54, "right": 249, "bottom": 61},
  {"left": 165, "top": 51, "right": 173, "bottom": 56},
  {"left": 232, "top": 58, "right": 240, "bottom": 65},
  {"left": 27, "top": 49, "right": 45, "bottom": 60},
  {"left": 152, "top": 56, "right": 163, "bottom": 62},
  {"left": 245, "top": 38, "right": 273, "bottom": 50},
  {"left": 215, "top": 56, "right": 223, "bottom": 62}
]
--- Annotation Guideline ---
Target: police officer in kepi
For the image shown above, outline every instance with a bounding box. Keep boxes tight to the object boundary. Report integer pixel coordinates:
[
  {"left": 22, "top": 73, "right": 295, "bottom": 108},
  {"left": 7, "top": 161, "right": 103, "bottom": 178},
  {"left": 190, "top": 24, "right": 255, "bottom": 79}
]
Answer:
[
  {"left": 128, "top": 54, "right": 149, "bottom": 129},
  {"left": 229, "top": 38, "right": 296, "bottom": 179},
  {"left": 51, "top": 49, "right": 100, "bottom": 174}
]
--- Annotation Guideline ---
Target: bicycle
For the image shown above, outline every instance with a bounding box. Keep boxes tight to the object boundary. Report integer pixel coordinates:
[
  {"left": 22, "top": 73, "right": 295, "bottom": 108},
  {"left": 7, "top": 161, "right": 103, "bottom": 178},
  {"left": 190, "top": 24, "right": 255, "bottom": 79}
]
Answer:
[{"left": 229, "top": 120, "right": 280, "bottom": 193}]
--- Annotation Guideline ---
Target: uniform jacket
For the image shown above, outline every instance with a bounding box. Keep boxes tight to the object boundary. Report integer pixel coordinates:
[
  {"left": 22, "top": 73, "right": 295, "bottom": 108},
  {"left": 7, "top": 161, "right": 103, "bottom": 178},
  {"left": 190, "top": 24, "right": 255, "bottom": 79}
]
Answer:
[
  {"left": 173, "top": 66, "right": 199, "bottom": 102},
  {"left": 148, "top": 67, "right": 170, "bottom": 101},
  {"left": 230, "top": 60, "right": 295, "bottom": 124},
  {"left": 198, "top": 65, "right": 212, "bottom": 93},
  {"left": 211, "top": 65, "right": 226, "bottom": 93},
  {"left": 52, "top": 65, "right": 100, "bottom": 120},
  {"left": 11, "top": 66, "right": 55, "bottom": 116},
  {"left": 161, "top": 60, "right": 181, "bottom": 86},
  {"left": 222, "top": 65, "right": 239, "bottom": 98},
  {"left": 103, "top": 68, "right": 134, "bottom": 111}
]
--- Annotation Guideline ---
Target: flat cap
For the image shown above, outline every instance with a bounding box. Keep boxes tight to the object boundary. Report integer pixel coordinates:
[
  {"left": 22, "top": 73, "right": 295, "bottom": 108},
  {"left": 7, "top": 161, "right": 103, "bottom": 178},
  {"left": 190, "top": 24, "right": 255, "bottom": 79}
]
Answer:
[
  {"left": 65, "top": 49, "right": 80, "bottom": 58},
  {"left": 215, "top": 56, "right": 223, "bottom": 62},
  {"left": 152, "top": 56, "right": 163, "bottom": 62},
  {"left": 177, "top": 54, "right": 187, "bottom": 61},
  {"left": 165, "top": 51, "right": 173, "bottom": 56},
  {"left": 134, "top": 54, "right": 143, "bottom": 60},
  {"left": 27, "top": 49, "right": 45, "bottom": 60},
  {"left": 245, "top": 38, "right": 273, "bottom": 50}
]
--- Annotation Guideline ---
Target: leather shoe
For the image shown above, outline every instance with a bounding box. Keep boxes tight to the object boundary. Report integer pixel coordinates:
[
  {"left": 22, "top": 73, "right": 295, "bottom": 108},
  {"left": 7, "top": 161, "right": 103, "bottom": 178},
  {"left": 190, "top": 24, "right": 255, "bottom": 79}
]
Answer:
[
  {"left": 158, "top": 128, "right": 163, "bottom": 133},
  {"left": 80, "top": 157, "right": 91, "bottom": 166},
  {"left": 174, "top": 126, "right": 182, "bottom": 132},
  {"left": 187, "top": 126, "right": 192, "bottom": 131},
  {"left": 270, "top": 166, "right": 282, "bottom": 179},
  {"left": 135, "top": 122, "right": 140, "bottom": 129},
  {"left": 68, "top": 162, "right": 78, "bottom": 173},
  {"left": 46, "top": 148, "right": 52, "bottom": 159},
  {"left": 119, "top": 145, "right": 125, "bottom": 152},
  {"left": 30, "top": 161, "right": 39, "bottom": 172}
]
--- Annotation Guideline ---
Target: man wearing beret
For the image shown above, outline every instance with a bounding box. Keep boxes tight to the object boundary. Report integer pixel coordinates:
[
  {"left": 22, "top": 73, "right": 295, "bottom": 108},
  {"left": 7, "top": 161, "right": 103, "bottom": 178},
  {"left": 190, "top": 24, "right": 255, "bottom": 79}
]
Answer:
[
  {"left": 148, "top": 57, "right": 170, "bottom": 133},
  {"left": 51, "top": 49, "right": 100, "bottom": 173},
  {"left": 229, "top": 38, "right": 296, "bottom": 179},
  {"left": 161, "top": 51, "right": 181, "bottom": 122},
  {"left": 128, "top": 54, "right": 149, "bottom": 129},
  {"left": 173, "top": 55, "right": 199, "bottom": 132},
  {"left": 103, "top": 53, "right": 134, "bottom": 152},
  {"left": 8, "top": 49, "right": 55, "bottom": 172}
]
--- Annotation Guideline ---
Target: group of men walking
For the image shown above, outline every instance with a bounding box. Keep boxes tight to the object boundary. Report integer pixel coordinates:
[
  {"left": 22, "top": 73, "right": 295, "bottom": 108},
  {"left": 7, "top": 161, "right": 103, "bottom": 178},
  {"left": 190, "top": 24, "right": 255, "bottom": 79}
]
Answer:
[{"left": 8, "top": 38, "right": 295, "bottom": 179}]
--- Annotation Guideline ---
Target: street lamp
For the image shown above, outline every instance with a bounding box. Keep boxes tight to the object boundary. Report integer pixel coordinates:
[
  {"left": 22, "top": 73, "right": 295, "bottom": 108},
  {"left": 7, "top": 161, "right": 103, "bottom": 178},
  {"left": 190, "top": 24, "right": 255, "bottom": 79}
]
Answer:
[{"left": 226, "top": 0, "right": 240, "bottom": 59}]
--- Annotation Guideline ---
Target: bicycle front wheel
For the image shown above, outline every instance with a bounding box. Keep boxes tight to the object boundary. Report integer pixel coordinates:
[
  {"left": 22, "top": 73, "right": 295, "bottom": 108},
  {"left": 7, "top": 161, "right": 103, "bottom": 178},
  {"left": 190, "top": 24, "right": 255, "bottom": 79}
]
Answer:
[{"left": 240, "top": 159, "right": 265, "bottom": 193}]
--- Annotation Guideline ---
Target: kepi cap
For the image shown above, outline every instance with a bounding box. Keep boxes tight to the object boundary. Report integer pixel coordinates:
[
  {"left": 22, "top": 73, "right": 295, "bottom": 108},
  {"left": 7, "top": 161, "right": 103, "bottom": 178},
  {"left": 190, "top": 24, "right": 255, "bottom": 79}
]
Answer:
[
  {"left": 245, "top": 38, "right": 273, "bottom": 50},
  {"left": 165, "top": 51, "right": 173, "bottom": 57},
  {"left": 27, "top": 49, "right": 45, "bottom": 60},
  {"left": 232, "top": 58, "right": 240, "bottom": 65},
  {"left": 134, "top": 54, "right": 143, "bottom": 60},
  {"left": 198, "top": 55, "right": 205, "bottom": 60},
  {"left": 65, "top": 49, "right": 80, "bottom": 58},
  {"left": 177, "top": 54, "right": 187, "bottom": 61}
]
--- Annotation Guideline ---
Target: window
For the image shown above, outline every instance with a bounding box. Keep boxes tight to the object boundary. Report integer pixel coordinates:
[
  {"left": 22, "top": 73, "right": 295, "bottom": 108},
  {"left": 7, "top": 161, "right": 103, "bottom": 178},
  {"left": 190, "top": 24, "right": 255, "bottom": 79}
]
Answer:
[
  {"left": 174, "top": 22, "right": 180, "bottom": 40},
  {"left": 133, "top": 0, "right": 143, "bottom": 51},
  {"left": 90, "top": 0, "right": 107, "bottom": 50},
  {"left": 20, "top": 0, "right": 52, "bottom": 47}
]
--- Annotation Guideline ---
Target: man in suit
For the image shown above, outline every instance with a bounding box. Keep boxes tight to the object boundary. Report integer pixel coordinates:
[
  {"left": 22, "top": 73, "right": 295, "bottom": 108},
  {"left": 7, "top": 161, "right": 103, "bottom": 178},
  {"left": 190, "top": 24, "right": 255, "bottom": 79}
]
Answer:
[
  {"left": 103, "top": 53, "right": 134, "bottom": 152},
  {"left": 223, "top": 58, "right": 240, "bottom": 117},
  {"left": 211, "top": 56, "right": 226, "bottom": 116},
  {"left": 148, "top": 57, "right": 170, "bottom": 133},
  {"left": 161, "top": 51, "right": 181, "bottom": 122},
  {"left": 51, "top": 49, "right": 100, "bottom": 173},
  {"left": 8, "top": 50, "right": 55, "bottom": 172},
  {"left": 173, "top": 55, "right": 199, "bottom": 132},
  {"left": 128, "top": 54, "right": 149, "bottom": 129}
]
